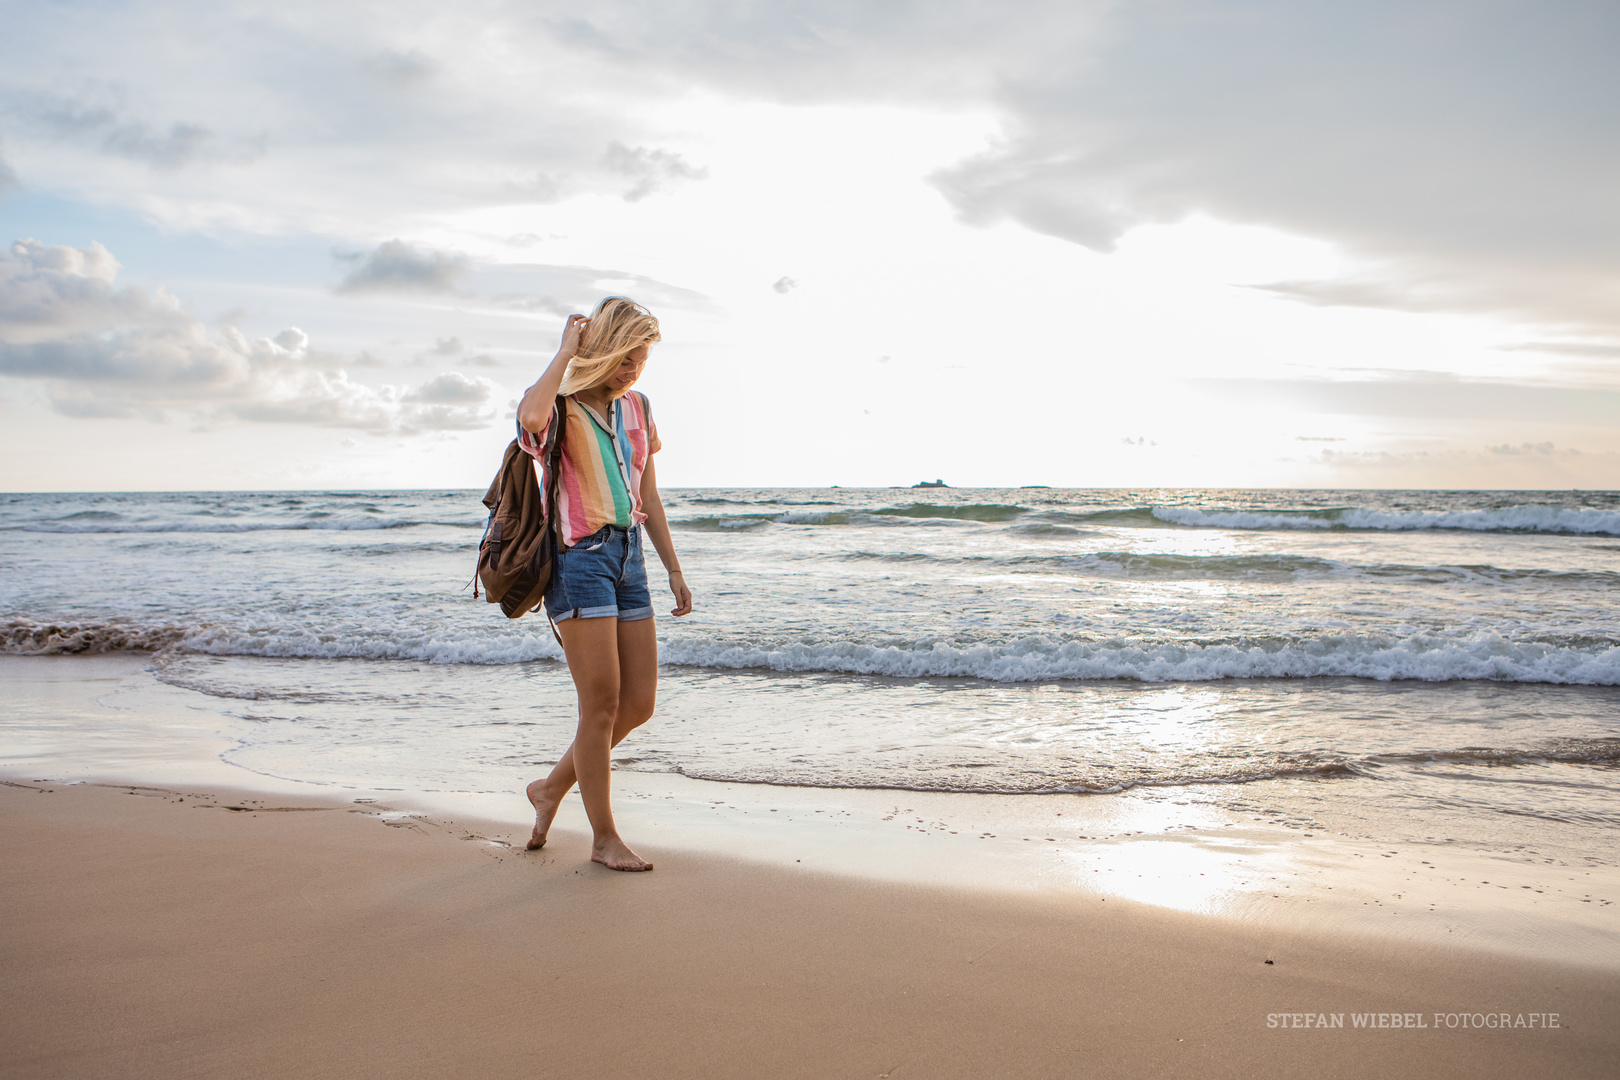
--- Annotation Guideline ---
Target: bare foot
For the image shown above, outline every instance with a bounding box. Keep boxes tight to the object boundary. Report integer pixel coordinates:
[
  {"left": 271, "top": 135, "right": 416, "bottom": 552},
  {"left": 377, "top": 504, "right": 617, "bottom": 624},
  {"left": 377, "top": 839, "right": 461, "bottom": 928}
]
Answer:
[
  {"left": 525, "top": 779, "right": 564, "bottom": 850},
  {"left": 592, "top": 835, "right": 653, "bottom": 872}
]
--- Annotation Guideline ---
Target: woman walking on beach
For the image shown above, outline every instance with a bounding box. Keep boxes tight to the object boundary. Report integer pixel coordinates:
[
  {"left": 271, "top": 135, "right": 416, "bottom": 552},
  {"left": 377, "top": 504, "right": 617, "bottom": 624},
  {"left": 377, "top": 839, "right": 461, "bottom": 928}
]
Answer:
[{"left": 514, "top": 298, "right": 692, "bottom": 871}]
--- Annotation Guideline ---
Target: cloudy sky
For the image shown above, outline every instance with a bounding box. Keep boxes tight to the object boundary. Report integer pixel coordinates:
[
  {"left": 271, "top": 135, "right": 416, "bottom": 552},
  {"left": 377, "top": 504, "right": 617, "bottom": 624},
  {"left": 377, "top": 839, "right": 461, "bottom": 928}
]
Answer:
[{"left": 1, "top": 0, "right": 1616, "bottom": 491}]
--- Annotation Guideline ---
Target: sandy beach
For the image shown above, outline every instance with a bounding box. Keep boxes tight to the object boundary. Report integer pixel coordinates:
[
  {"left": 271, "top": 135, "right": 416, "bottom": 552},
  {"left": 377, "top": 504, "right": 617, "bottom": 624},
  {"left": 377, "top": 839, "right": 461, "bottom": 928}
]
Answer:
[
  {"left": 4, "top": 488, "right": 1619, "bottom": 1078},
  {"left": 3, "top": 778, "right": 1615, "bottom": 1080}
]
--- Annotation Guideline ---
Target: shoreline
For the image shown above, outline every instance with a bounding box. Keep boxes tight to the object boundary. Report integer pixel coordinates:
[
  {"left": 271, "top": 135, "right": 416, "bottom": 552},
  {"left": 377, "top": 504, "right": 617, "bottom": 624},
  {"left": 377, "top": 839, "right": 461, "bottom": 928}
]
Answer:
[
  {"left": 3, "top": 776, "right": 1617, "bottom": 1079},
  {"left": 4, "top": 652, "right": 1618, "bottom": 971}
]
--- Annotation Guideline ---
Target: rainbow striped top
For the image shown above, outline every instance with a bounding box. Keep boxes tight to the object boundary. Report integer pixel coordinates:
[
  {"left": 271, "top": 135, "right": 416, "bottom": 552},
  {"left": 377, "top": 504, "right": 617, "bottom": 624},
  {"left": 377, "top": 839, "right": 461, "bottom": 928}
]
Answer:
[{"left": 518, "top": 391, "right": 661, "bottom": 547}]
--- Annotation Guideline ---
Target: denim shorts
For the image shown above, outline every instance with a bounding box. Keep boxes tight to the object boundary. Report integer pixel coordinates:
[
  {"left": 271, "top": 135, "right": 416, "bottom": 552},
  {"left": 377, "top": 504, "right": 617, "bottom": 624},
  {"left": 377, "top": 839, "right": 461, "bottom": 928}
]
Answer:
[{"left": 544, "top": 525, "right": 653, "bottom": 623}]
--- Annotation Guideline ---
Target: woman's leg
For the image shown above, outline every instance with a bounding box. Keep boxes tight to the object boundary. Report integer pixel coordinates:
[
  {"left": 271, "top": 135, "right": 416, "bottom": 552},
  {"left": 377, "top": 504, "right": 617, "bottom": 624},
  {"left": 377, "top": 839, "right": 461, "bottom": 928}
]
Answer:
[
  {"left": 526, "top": 616, "right": 659, "bottom": 869},
  {"left": 612, "top": 615, "right": 660, "bottom": 738}
]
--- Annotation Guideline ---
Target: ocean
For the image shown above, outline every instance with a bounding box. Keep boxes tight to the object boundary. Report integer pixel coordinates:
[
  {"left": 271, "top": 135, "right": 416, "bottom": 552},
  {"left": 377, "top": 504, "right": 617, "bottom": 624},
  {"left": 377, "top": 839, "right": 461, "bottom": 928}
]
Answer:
[{"left": 3, "top": 486, "right": 1619, "bottom": 924}]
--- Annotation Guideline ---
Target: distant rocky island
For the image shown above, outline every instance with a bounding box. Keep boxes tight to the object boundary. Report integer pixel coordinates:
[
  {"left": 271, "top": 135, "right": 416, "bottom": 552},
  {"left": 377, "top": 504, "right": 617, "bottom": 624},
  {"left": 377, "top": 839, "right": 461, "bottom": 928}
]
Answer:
[{"left": 912, "top": 479, "right": 949, "bottom": 488}]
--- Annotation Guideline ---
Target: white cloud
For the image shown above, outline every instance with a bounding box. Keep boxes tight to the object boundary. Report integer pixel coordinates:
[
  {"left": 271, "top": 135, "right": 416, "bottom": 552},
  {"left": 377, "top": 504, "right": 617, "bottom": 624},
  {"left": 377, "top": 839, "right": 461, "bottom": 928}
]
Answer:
[
  {"left": 0, "top": 239, "right": 500, "bottom": 433},
  {"left": 544, "top": 1, "right": 1620, "bottom": 335},
  {"left": 4, "top": 1, "right": 1612, "bottom": 339},
  {"left": 1190, "top": 373, "right": 1620, "bottom": 428},
  {"left": 0, "top": 0, "right": 1615, "bottom": 489}
]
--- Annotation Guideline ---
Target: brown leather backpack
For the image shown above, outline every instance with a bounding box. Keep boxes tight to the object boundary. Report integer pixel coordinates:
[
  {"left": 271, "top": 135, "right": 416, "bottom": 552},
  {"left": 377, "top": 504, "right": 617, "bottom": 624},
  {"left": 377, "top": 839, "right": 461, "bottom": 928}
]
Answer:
[{"left": 475, "top": 397, "right": 566, "bottom": 619}]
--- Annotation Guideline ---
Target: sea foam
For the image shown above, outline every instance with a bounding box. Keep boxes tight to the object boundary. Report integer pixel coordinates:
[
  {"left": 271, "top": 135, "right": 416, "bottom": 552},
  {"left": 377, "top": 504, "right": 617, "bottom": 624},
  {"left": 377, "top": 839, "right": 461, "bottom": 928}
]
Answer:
[
  {"left": 657, "top": 631, "right": 1620, "bottom": 685},
  {"left": 1151, "top": 505, "right": 1620, "bottom": 535}
]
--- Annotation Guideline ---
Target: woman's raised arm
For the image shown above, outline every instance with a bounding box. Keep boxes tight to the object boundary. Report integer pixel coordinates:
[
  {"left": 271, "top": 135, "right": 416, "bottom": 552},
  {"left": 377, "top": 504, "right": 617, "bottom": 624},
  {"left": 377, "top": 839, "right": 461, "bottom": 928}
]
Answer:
[{"left": 516, "top": 314, "right": 586, "bottom": 432}]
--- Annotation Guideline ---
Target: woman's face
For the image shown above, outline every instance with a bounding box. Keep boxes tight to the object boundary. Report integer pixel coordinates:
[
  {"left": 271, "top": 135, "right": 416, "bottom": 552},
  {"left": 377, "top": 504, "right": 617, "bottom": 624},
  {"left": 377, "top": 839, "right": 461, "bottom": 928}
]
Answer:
[{"left": 608, "top": 343, "right": 651, "bottom": 395}]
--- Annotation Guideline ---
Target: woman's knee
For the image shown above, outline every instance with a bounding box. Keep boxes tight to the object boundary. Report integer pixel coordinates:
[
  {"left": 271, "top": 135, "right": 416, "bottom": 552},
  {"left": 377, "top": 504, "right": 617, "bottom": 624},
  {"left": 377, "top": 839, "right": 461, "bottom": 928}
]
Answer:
[
  {"left": 621, "top": 682, "right": 656, "bottom": 717},
  {"left": 577, "top": 708, "right": 618, "bottom": 749},
  {"left": 572, "top": 674, "right": 621, "bottom": 732},
  {"left": 577, "top": 687, "right": 620, "bottom": 723}
]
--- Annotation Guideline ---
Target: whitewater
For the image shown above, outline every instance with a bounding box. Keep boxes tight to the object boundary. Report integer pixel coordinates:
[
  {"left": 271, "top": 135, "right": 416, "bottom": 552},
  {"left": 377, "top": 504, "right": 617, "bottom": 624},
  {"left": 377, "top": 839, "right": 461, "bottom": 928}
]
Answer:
[
  {"left": 2, "top": 486, "right": 1617, "bottom": 819},
  {"left": 6, "top": 487, "right": 1620, "bottom": 685}
]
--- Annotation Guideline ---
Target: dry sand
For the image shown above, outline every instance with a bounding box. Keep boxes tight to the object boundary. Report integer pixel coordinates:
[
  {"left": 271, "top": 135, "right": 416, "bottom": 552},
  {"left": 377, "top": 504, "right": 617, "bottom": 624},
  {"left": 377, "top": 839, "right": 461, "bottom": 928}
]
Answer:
[{"left": 2, "top": 780, "right": 1614, "bottom": 1079}]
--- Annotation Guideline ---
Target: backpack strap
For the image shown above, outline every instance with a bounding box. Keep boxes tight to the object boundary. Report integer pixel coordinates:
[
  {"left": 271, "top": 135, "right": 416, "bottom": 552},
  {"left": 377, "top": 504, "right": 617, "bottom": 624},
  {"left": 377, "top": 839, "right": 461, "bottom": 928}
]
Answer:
[
  {"left": 541, "top": 396, "right": 568, "bottom": 650},
  {"left": 543, "top": 396, "right": 567, "bottom": 551}
]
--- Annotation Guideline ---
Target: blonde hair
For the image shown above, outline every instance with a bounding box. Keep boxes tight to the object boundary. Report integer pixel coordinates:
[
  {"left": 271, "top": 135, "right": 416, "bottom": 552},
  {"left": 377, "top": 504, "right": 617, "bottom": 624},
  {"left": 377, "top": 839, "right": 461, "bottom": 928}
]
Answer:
[{"left": 558, "top": 296, "right": 661, "bottom": 397}]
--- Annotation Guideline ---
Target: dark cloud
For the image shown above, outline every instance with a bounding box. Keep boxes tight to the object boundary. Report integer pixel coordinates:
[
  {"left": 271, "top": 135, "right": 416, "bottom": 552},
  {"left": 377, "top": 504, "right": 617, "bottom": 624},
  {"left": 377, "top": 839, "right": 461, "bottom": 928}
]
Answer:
[
  {"left": 506, "top": 173, "right": 562, "bottom": 204},
  {"left": 0, "top": 148, "right": 17, "bottom": 196},
  {"left": 489, "top": 293, "right": 576, "bottom": 317},
  {"left": 772, "top": 276, "right": 797, "bottom": 294},
  {"left": 364, "top": 49, "right": 439, "bottom": 89},
  {"left": 541, "top": 0, "right": 1097, "bottom": 104},
  {"left": 330, "top": 254, "right": 711, "bottom": 321},
  {"left": 335, "top": 240, "right": 469, "bottom": 295},
  {"left": 601, "top": 141, "right": 707, "bottom": 202},
  {"left": 405, "top": 371, "right": 489, "bottom": 405},
  {"left": 228, "top": 370, "right": 498, "bottom": 434},
  {"left": 0, "top": 239, "right": 499, "bottom": 432},
  {"left": 11, "top": 92, "right": 262, "bottom": 170},
  {"left": 102, "top": 121, "right": 214, "bottom": 169},
  {"left": 0, "top": 239, "right": 164, "bottom": 344},
  {"left": 1, "top": 333, "right": 239, "bottom": 385}
]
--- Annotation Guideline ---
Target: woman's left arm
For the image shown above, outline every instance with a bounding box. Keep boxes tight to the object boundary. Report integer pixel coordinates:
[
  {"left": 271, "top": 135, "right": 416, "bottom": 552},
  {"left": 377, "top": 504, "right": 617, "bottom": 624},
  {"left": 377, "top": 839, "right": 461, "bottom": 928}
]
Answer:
[{"left": 640, "top": 455, "right": 693, "bottom": 617}]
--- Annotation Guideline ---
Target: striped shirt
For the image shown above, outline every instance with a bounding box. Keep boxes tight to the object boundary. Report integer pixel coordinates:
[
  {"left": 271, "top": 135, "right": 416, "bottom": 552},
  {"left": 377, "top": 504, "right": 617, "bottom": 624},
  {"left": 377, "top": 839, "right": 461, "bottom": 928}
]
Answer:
[{"left": 518, "top": 391, "right": 661, "bottom": 548}]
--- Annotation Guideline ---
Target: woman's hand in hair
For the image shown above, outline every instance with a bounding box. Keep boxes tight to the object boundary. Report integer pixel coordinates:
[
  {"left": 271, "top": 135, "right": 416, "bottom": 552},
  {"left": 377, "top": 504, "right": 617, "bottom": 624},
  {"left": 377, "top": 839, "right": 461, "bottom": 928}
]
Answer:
[
  {"left": 558, "top": 313, "right": 588, "bottom": 361},
  {"left": 517, "top": 314, "right": 586, "bottom": 432}
]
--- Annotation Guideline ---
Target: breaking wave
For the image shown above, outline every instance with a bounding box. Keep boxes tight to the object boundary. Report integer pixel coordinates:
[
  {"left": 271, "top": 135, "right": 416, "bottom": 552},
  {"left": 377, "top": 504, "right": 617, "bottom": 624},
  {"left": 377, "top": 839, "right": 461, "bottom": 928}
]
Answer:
[
  {"left": 0, "top": 618, "right": 562, "bottom": 665},
  {"left": 1, "top": 620, "right": 187, "bottom": 655},
  {"left": 664, "top": 630, "right": 1620, "bottom": 685},
  {"left": 11, "top": 617, "right": 1617, "bottom": 685}
]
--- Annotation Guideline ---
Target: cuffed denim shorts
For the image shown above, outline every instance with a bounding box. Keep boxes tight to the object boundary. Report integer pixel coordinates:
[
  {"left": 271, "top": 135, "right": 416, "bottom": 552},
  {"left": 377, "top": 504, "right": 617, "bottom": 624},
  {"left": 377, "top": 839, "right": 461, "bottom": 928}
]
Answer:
[{"left": 544, "top": 525, "right": 653, "bottom": 623}]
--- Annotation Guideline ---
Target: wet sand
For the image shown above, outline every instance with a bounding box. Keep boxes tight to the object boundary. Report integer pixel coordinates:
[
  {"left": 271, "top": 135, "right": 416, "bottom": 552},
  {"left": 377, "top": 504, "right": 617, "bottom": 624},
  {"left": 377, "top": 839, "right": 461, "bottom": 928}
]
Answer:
[
  {"left": 2, "top": 779, "right": 1615, "bottom": 1079},
  {"left": 8, "top": 653, "right": 1617, "bottom": 973}
]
